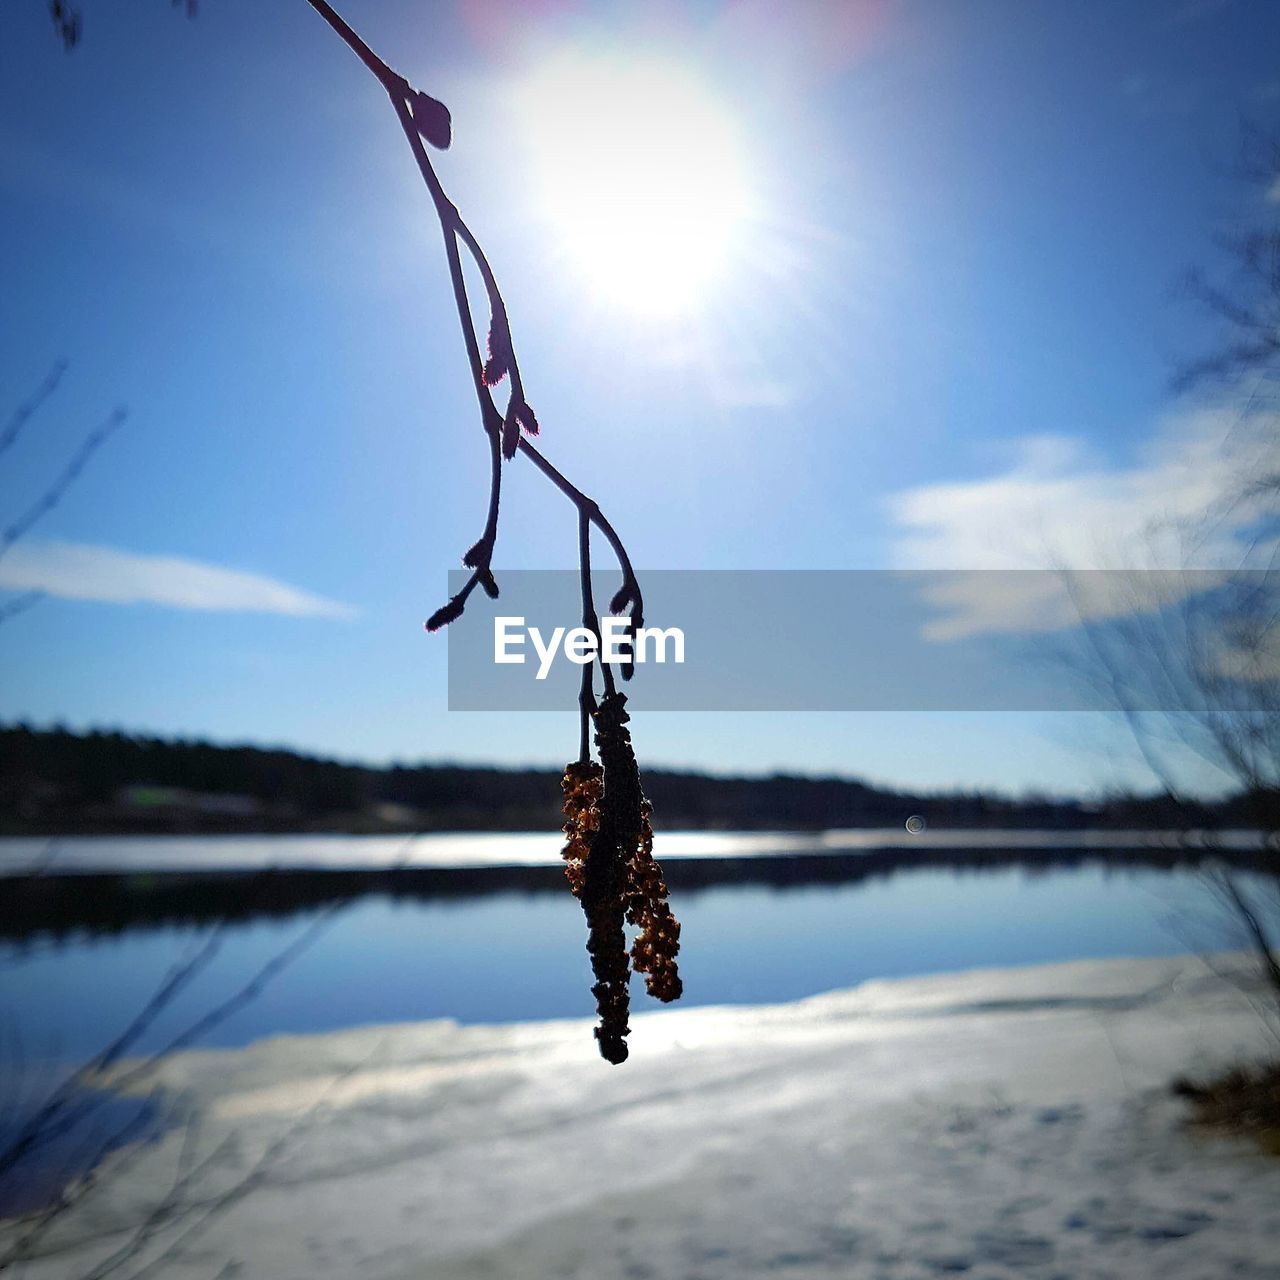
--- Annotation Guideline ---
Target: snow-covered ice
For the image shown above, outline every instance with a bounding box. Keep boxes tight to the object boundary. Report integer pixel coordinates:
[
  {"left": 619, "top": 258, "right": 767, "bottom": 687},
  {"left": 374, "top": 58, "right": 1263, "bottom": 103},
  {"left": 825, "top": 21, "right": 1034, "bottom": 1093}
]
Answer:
[{"left": 6, "top": 953, "right": 1279, "bottom": 1279}]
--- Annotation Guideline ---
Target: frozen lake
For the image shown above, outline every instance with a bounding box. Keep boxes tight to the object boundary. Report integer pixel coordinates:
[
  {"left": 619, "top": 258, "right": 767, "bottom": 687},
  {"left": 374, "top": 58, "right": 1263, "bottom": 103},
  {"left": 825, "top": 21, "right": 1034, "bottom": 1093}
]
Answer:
[
  {"left": 1, "top": 859, "right": 1265, "bottom": 1068},
  {"left": 0, "top": 827, "right": 1266, "bottom": 875},
  {"left": 1, "top": 848, "right": 1274, "bottom": 1221}
]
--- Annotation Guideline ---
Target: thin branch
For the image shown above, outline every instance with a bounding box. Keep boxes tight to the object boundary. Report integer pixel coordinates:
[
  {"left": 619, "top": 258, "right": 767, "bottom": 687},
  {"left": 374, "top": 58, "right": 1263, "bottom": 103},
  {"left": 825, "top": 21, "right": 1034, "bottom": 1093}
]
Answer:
[
  {"left": 0, "top": 929, "right": 223, "bottom": 1186},
  {"left": 0, "top": 359, "right": 67, "bottom": 459},
  {"left": 0, "top": 590, "right": 45, "bottom": 625},
  {"left": 111, "top": 1044, "right": 380, "bottom": 1280},
  {"left": 520, "top": 438, "right": 645, "bottom": 678},
  {"left": 577, "top": 510, "right": 596, "bottom": 765},
  {"left": 0, "top": 834, "right": 423, "bottom": 1270},
  {"left": 302, "top": 0, "right": 643, "bottom": 669},
  {"left": 0, "top": 407, "right": 126, "bottom": 564},
  {"left": 578, "top": 507, "right": 616, "bottom": 701},
  {"left": 303, "top": 0, "right": 401, "bottom": 91},
  {"left": 1219, "top": 871, "right": 1280, "bottom": 997}
]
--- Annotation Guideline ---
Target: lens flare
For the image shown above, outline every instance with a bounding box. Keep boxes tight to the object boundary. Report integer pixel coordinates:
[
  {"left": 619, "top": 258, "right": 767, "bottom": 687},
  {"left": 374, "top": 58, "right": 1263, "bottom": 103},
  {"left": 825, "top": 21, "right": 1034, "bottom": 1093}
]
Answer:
[{"left": 519, "top": 52, "right": 756, "bottom": 313}]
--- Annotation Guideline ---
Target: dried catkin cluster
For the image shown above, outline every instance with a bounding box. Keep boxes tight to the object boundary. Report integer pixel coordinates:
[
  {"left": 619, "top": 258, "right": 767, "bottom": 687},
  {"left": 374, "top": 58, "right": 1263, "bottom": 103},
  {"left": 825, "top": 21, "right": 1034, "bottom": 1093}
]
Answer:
[
  {"left": 559, "top": 761, "right": 602, "bottom": 900},
  {"left": 559, "top": 692, "right": 682, "bottom": 1064},
  {"left": 627, "top": 800, "right": 683, "bottom": 1004}
]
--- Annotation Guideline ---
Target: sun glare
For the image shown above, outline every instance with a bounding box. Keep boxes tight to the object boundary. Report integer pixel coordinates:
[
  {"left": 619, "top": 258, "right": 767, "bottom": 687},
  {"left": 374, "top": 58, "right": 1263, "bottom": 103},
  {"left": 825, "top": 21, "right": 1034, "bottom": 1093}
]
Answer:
[{"left": 518, "top": 53, "right": 756, "bottom": 314}]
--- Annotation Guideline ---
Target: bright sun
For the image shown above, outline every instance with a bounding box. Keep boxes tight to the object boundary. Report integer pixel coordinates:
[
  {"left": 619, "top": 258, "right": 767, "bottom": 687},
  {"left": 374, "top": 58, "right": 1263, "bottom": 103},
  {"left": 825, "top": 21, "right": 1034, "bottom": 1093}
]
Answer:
[{"left": 518, "top": 52, "right": 756, "bottom": 314}]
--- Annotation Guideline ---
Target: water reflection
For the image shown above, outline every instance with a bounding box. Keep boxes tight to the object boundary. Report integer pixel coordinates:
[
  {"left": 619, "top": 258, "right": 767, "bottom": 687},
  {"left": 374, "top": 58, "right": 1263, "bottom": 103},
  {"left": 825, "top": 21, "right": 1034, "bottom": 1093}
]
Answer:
[
  {"left": 1, "top": 863, "right": 1265, "bottom": 1069},
  {"left": 1, "top": 835, "right": 1271, "bottom": 942}
]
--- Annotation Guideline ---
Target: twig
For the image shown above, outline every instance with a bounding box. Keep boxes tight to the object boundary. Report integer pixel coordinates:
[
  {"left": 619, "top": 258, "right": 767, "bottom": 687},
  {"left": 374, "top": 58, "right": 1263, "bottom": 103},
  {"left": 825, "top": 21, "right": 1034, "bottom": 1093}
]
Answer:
[
  {"left": 0, "top": 591, "right": 45, "bottom": 626},
  {"left": 301, "top": 0, "right": 644, "bottom": 672},
  {"left": 0, "top": 407, "right": 126, "bottom": 564},
  {"left": 0, "top": 835, "right": 423, "bottom": 1270},
  {"left": 0, "top": 359, "right": 67, "bottom": 459}
]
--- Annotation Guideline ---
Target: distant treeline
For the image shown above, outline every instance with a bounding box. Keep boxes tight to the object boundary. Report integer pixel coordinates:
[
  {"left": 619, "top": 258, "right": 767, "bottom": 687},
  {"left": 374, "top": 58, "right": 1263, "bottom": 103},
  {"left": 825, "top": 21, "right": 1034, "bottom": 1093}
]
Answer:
[{"left": 0, "top": 723, "right": 1261, "bottom": 835}]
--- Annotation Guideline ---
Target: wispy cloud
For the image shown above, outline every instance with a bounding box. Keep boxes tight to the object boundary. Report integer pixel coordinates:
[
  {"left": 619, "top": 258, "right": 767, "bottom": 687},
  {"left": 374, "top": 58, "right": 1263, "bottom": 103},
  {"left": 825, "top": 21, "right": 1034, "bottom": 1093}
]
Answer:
[
  {"left": 889, "top": 408, "right": 1273, "bottom": 640},
  {"left": 891, "top": 408, "right": 1269, "bottom": 570},
  {"left": 911, "top": 569, "right": 1233, "bottom": 643},
  {"left": 0, "top": 540, "right": 356, "bottom": 619}
]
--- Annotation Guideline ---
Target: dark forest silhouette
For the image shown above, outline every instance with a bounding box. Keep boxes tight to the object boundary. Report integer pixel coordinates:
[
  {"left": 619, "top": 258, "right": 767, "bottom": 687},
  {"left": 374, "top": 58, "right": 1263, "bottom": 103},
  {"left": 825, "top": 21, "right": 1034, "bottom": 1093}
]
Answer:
[{"left": 1, "top": 722, "right": 1263, "bottom": 837}]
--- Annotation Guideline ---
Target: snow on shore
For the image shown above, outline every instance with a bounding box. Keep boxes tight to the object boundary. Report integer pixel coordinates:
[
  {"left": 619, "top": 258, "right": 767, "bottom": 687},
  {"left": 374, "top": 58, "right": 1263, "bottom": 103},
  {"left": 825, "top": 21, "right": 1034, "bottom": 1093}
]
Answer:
[{"left": 7, "top": 954, "right": 1280, "bottom": 1279}]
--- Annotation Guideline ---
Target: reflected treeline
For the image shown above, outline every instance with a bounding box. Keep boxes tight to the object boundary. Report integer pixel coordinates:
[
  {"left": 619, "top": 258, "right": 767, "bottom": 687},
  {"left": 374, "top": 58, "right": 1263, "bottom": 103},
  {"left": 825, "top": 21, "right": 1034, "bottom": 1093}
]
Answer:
[
  {"left": 3, "top": 843, "right": 1276, "bottom": 943},
  {"left": 1, "top": 724, "right": 1264, "bottom": 835}
]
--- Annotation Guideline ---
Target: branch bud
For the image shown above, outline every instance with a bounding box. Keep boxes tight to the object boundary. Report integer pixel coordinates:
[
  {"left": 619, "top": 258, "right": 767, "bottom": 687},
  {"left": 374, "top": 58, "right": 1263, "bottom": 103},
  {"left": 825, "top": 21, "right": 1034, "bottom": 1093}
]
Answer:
[
  {"left": 425, "top": 595, "right": 465, "bottom": 631},
  {"left": 409, "top": 89, "right": 452, "bottom": 151}
]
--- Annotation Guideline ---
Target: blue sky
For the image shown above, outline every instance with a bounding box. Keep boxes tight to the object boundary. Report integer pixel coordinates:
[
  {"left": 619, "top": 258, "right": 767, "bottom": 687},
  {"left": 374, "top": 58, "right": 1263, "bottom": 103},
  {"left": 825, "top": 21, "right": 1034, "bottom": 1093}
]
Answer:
[{"left": 1, "top": 0, "right": 1277, "bottom": 794}]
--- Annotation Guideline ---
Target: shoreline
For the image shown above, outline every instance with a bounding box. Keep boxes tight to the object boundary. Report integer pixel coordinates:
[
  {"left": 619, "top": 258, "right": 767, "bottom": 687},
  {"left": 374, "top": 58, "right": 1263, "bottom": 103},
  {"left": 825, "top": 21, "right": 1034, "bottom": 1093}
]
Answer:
[
  {"left": 5, "top": 953, "right": 1278, "bottom": 1279},
  {"left": 2, "top": 832, "right": 1275, "bottom": 941}
]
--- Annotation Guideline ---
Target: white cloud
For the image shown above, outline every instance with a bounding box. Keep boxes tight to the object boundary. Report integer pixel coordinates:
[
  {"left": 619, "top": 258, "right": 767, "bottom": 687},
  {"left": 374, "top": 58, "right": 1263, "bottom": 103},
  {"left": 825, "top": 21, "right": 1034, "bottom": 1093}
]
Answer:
[
  {"left": 890, "top": 408, "right": 1271, "bottom": 570},
  {"left": 912, "top": 568, "right": 1232, "bottom": 642},
  {"left": 889, "top": 408, "right": 1275, "bottom": 640},
  {"left": 0, "top": 540, "right": 356, "bottom": 619}
]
